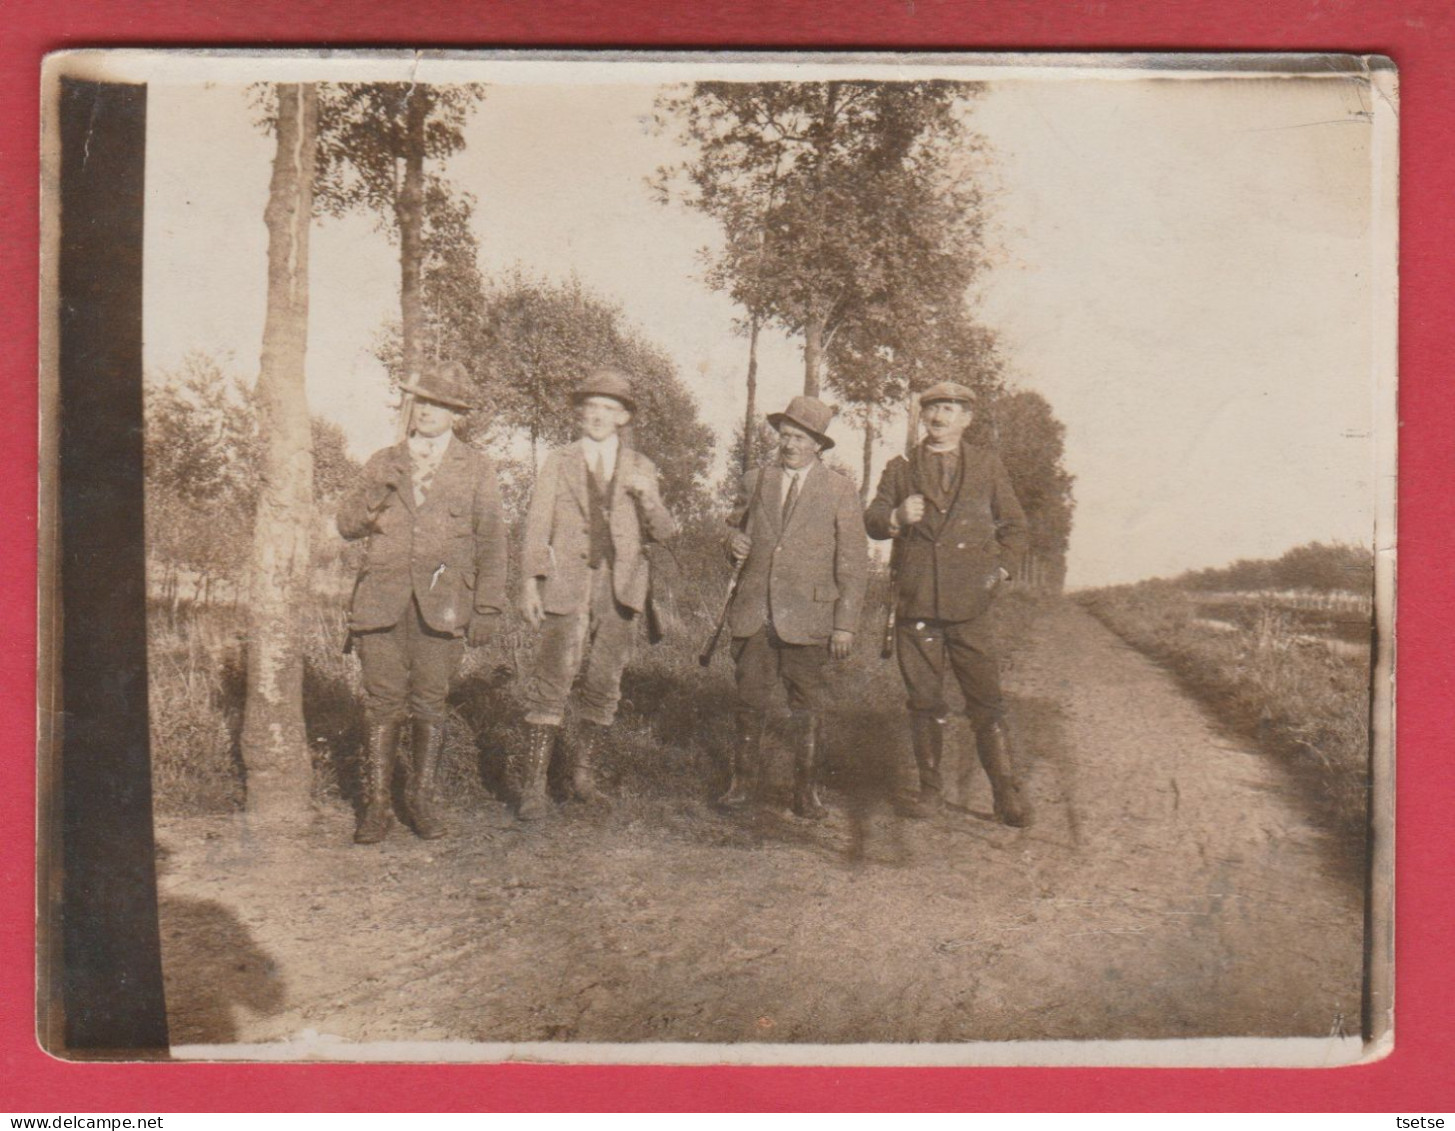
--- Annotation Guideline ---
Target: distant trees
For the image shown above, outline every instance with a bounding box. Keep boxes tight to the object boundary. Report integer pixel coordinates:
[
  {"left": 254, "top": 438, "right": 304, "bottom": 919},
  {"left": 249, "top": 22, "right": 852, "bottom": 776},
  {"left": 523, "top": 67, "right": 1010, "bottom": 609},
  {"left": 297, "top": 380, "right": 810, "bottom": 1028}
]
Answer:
[
  {"left": 989, "top": 390, "right": 1075, "bottom": 590},
  {"left": 144, "top": 354, "right": 259, "bottom": 607},
  {"left": 145, "top": 352, "right": 361, "bottom": 607},
  {"left": 1180, "top": 543, "right": 1374, "bottom": 595}
]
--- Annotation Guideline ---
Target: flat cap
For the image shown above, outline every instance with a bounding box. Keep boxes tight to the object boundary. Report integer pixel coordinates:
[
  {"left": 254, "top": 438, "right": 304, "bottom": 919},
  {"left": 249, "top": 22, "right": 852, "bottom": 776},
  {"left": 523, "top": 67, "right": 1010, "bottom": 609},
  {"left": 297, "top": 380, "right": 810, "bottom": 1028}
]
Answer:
[{"left": 919, "top": 381, "right": 977, "bottom": 407}]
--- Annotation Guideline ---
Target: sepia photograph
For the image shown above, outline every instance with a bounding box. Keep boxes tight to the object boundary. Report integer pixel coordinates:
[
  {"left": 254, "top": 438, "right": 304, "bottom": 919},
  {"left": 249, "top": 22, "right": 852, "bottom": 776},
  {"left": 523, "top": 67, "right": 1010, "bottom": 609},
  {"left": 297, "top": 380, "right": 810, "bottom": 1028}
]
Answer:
[{"left": 38, "top": 50, "right": 1396, "bottom": 1065}]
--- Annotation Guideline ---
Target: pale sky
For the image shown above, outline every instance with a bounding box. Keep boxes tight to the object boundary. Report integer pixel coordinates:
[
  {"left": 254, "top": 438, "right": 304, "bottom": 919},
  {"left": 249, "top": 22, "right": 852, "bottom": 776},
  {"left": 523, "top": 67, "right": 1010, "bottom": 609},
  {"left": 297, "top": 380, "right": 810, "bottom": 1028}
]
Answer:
[{"left": 142, "top": 60, "right": 1386, "bottom": 588}]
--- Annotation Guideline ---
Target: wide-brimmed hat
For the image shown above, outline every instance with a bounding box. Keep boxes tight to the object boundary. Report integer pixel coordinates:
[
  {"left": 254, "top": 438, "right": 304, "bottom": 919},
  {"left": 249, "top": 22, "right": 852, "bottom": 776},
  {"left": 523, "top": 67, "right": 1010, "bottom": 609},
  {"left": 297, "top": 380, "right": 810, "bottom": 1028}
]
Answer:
[
  {"left": 919, "top": 381, "right": 977, "bottom": 408},
  {"left": 400, "top": 360, "right": 474, "bottom": 411},
  {"left": 572, "top": 368, "right": 637, "bottom": 413},
  {"left": 767, "top": 395, "right": 836, "bottom": 450}
]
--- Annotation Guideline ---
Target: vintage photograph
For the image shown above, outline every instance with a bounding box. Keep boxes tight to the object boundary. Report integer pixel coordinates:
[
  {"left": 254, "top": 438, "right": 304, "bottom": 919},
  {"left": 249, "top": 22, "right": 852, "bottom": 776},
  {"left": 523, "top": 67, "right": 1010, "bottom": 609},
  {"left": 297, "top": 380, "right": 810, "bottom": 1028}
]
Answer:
[{"left": 39, "top": 51, "right": 1396, "bottom": 1064}]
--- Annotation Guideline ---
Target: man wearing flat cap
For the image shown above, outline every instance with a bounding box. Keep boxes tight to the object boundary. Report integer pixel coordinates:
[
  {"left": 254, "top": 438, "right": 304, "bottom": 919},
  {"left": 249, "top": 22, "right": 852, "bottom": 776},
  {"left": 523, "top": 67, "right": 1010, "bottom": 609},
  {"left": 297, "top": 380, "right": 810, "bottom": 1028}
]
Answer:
[
  {"left": 337, "top": 360, "right": 508, "bottom": 845},
  {"left": 515, "top": 368, "right": 677, "bottom": 819},
  {"left": 721, "top": 395, "right": 869, "bottom": 819},
  {"left": 865, "top": 382, "right": 1032, "bottom": 825}
]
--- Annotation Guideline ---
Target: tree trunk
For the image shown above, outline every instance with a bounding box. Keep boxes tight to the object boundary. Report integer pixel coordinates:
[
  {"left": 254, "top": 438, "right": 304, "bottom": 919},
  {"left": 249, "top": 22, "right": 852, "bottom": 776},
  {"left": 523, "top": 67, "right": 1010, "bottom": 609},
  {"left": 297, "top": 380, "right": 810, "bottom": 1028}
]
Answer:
[
  {"left": 398, "top": 86, "right": 428, "bottom": 388},
  {"left": 803, "top": 306, "right": 826, "bottom": 398},
  {"left": 904, "top": 391, "right": 921, "bottom": 456},
  {"left": 742, "top": 313, "right": 761, "bottom": 475},
  {"left": 241, "top": 83, "right": 319, "bottom": 820},
  {"left": 860, "top": 412, "right": 875, "bottom": 505}
]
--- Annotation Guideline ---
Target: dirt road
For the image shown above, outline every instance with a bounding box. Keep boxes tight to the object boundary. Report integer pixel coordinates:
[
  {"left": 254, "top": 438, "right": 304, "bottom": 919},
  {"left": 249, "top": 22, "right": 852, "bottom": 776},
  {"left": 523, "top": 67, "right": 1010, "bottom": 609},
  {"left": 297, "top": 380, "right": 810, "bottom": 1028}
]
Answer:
[{"left": 156, "top": 598, "right": 1365, "bottom": 1054}]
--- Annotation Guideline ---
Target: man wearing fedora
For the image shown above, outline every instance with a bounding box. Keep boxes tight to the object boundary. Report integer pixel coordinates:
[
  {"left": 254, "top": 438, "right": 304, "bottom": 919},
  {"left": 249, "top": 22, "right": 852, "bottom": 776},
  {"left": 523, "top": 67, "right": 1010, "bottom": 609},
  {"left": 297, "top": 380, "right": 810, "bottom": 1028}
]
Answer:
[
  {"left": 865, "top": 382, "right": 1032, "bottom": 825},
  {"left": 337, "top": 360, "right": 508, "bottom": 845},
  {"left": 721, "top": 395, "right": 868, "bottom": 819},
  {"left": 515, "top": 368, "right": 677, "bottom": 819}
]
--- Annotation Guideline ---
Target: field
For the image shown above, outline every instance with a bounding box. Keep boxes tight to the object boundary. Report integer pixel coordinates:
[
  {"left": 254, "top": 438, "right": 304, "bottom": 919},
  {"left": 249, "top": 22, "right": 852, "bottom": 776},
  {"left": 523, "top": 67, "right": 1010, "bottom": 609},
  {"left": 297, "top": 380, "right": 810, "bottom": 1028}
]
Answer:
[{"left": 1077, "top": 581, "right": 1374, "bottom": 856}]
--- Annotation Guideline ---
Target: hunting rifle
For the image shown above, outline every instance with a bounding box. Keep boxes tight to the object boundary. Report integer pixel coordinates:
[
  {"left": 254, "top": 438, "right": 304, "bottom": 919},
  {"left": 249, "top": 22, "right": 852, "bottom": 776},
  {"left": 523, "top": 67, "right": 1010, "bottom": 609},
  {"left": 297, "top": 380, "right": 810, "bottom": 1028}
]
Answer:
[{"left": 699, "top": 466, "right": 766, "bottom": 666}]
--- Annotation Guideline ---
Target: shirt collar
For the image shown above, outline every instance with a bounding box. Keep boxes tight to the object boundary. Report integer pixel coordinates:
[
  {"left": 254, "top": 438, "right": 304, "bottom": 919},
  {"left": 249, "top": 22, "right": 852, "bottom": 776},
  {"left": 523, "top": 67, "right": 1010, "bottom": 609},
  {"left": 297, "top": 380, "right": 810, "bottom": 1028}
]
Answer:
[
  {"left": 582, "top": 434, "right": 620, "bottom": 461},
  {"left": 409, "top": 430, "right": 453, "bottom": 458}
]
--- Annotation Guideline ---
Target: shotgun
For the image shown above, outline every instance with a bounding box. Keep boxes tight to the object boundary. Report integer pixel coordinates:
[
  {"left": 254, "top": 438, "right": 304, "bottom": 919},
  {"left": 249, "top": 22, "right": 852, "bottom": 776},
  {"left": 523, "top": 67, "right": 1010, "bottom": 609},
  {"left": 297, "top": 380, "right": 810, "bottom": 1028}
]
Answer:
[
  {"left": 700, "top": 467, "right": 765, "bottom": 666},
  {"left": 881, "top": 416, "right": 923, "bottom": 660},
  {"left": 881, "top": 538, "right": 901, "bottom": 659},
  {"left": 699, "top": 556, "right": 745, "bottom": 667}
]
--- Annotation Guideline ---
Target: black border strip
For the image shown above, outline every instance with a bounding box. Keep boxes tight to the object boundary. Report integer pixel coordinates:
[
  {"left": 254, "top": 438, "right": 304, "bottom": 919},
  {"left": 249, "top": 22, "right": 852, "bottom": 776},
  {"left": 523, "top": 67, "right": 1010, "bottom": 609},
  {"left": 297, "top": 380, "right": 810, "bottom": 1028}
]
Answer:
[{"left": 56, "top": 76, "right": 168, "bottom": 1054}]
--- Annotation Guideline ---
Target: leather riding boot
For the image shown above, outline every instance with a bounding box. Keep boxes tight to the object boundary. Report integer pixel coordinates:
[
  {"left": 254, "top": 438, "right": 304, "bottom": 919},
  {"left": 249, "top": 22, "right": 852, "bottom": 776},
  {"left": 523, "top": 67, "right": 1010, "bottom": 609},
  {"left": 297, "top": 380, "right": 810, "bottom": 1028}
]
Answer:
[
  {"left": 514, "top": 725, "right": 555, "bottom": 821},
  {"left": 902, "top": 713, "right": 945, "bottom": 820},
  {"left": 569, "top": 723, "right": 611, "bottom": 806},
  {"left": 975, "top": 719, "right": 1033, "bottom": 827},
  {"left": 406, "top": 718, "right": 448, "bottom": 840},
  {"left": 791, "top": 715, "right": 829, "bottom": 821},
  {"left": 717, "top": 713, "right": 763, "bottom": 808},
  {"left": 354, "top": 718, "right": 401, "bottom": 845}
]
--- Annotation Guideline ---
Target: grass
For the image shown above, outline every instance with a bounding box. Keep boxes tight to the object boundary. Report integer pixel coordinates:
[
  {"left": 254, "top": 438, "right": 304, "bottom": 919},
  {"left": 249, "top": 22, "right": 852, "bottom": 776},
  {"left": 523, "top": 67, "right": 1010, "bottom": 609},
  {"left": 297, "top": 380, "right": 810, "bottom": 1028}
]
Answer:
[
  {"left": 147, "top": 525, "right": 1053, "bottom": 829},
  {"left": 1077, "top": 581, "right": 1372, "bottom": 853}
]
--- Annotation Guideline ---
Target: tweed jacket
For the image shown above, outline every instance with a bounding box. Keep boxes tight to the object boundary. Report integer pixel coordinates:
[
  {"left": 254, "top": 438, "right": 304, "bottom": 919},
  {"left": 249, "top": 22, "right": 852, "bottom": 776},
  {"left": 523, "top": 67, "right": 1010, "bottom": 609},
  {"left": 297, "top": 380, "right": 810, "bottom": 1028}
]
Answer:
[
  {"left": 865, "top": 440, "right": 1029, "bottom": 624},
  {"left": 522, "top": 442, "right": 677, "bottom": 616},
  {"left": 337, "top": 435, "right": 508, "bottom": 635},
  {"left": 726, "top": 460, "right": 869, "bottom": 646}
]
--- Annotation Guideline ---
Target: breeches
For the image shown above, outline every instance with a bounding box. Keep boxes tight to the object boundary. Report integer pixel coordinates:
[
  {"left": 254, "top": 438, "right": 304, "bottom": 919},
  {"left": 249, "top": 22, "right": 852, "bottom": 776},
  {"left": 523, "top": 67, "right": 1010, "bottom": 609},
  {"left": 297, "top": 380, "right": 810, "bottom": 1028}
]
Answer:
[
  {"left": 523, "top": 566, "right": 637, "bottom": 727},
  {"left": 731, "top": 627, "right": 829, "bottom": 723},
  {"left": 895, "top": 614, "right": 1005, "bottom": 727},
  {"left": 355, "top": 595, "right": 465, "bottom": 725}
]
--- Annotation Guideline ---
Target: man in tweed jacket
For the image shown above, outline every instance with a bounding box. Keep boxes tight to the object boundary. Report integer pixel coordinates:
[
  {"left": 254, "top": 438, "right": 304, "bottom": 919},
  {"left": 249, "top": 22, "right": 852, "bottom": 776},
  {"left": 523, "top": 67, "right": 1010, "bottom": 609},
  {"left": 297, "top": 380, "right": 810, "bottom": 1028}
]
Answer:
[
  {"left": 865, "top": 381, "right": 1032, "bottom": 825},
  {"left": 337, "top": 361, "right": 507, "bottom": 844},
  {"left": 515, "top": 368, "right": 677, "bottom": 819},
  {"left": 721, "top": 395, "right": 868, "bottom": 820}
]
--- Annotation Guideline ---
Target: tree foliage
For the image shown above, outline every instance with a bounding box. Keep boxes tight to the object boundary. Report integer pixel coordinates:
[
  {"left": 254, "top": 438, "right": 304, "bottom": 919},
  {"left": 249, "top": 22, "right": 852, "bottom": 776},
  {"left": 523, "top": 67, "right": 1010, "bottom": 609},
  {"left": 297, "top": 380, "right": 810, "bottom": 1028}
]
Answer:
[
  {"left": 312, "top": 82, "right": 489, "bottom": 395},
  {"left": 655, "top": 80, "right": 989, "bottom": 398},
  {"left": 476, "top": 272, "right": 714, "bottom": 519}
]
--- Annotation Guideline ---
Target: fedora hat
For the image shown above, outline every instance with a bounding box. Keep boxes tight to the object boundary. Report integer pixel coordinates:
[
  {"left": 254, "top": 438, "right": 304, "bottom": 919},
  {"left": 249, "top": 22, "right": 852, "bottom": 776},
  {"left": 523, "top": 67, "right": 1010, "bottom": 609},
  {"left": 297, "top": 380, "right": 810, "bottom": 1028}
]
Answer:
[
  {"left": 767, "top": 395, "right": 836, "bottom": 450},
  {"left": 919, "top": 381, "right": 977, "bottom": 408},
  {"left": 400, "top": 360, "right": 475, "bottom": 412},
  {"left": 572, "top": 368, "right": 637, "bottom": 413}
]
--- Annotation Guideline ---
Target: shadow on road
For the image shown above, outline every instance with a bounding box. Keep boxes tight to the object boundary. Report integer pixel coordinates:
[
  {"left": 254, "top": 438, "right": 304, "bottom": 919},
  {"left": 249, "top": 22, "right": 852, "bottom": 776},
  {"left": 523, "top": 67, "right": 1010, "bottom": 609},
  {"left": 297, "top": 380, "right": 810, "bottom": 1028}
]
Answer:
[{"left": 158, "top": 894, "right": 286, "bottom": 1044}]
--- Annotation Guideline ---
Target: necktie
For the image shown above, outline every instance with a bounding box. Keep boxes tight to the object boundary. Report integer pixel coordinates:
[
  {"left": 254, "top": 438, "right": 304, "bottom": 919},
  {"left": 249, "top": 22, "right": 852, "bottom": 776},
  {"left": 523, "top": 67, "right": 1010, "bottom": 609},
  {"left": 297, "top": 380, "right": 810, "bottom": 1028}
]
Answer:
[
  {"left": 939, "top": 451, "right": 956, "bottom": 496},
  {"left": 782, "top": 471, "right": 801, "bottom": 526},
  {"left": 593, "top": 449, "right": 608, "bottom": 485},
  {"left": 412, "top": 445, "right": 438, "bottom": 506}
]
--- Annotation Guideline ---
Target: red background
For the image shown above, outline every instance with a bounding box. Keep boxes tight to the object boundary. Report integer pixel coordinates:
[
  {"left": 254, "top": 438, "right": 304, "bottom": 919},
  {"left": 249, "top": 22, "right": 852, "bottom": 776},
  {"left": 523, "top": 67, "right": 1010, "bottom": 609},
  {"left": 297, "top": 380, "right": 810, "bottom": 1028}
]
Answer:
[{"left": 3, "top": 0, "right": 1449, "bottom": 1113}]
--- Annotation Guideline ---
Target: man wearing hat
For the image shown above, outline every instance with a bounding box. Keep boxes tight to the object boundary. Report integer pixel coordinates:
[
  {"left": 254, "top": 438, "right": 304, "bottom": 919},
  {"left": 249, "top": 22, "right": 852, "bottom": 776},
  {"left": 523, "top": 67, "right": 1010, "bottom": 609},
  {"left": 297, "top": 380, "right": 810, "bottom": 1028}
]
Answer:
[
  {"left": 515, "top": 368, "right": 677, "bottom": 819},
  {"left": 865, "top": 382, "right": 1032, "bottom": 825},
  {"left": 720, "top": 395, "right": 869, "bottom": 819},
  {"left": 337, "top": 360, "right": 508, "bottom": 844}
]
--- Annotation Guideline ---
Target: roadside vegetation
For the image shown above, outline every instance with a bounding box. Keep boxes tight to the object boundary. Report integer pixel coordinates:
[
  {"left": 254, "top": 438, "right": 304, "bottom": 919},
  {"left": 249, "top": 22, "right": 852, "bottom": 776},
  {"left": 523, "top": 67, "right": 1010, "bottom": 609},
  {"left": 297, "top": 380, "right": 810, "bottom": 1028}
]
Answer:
[
  {"left": 147, "top": 516, "right": 1052, "bottom": 831},
  {"left": 1077, "top": 541, "right": 1374, "bottom": 853}
]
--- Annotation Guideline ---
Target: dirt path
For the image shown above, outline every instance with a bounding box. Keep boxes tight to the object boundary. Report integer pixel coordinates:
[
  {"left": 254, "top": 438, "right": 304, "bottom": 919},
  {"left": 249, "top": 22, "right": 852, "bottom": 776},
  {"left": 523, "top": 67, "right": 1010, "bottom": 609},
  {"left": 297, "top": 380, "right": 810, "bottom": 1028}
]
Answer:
[{"left": 156, "top": 599, "right": 1364, "bottom": 1052}]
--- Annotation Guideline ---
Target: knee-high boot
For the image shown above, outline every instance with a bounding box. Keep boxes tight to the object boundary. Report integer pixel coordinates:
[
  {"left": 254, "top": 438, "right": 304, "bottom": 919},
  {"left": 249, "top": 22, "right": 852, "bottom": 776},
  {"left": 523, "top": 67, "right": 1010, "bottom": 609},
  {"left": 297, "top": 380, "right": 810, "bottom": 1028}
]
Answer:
[
  {"left": 570, "top": 723, "right": 611, "bottom": 806},
  {"left": 717, "top": 713, "right": 764, "bottom": 808},
  {"left": 792, "top": 715, "right": 829, "bottom": 821},
  {"left": 513, "top": 725, "right": 555, "bottom": 821},
  {"left": 902, "top": 713, "right": 944, "bottom": 819},
  {"left": 354, "top": 718, "right": 401, "bottom": 845},
  {"left": 406, "top": 718, "right": 448, "bottom": 839},
  {"left": 975, "top": 719, "right": 1032, "bottom": 827}
]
